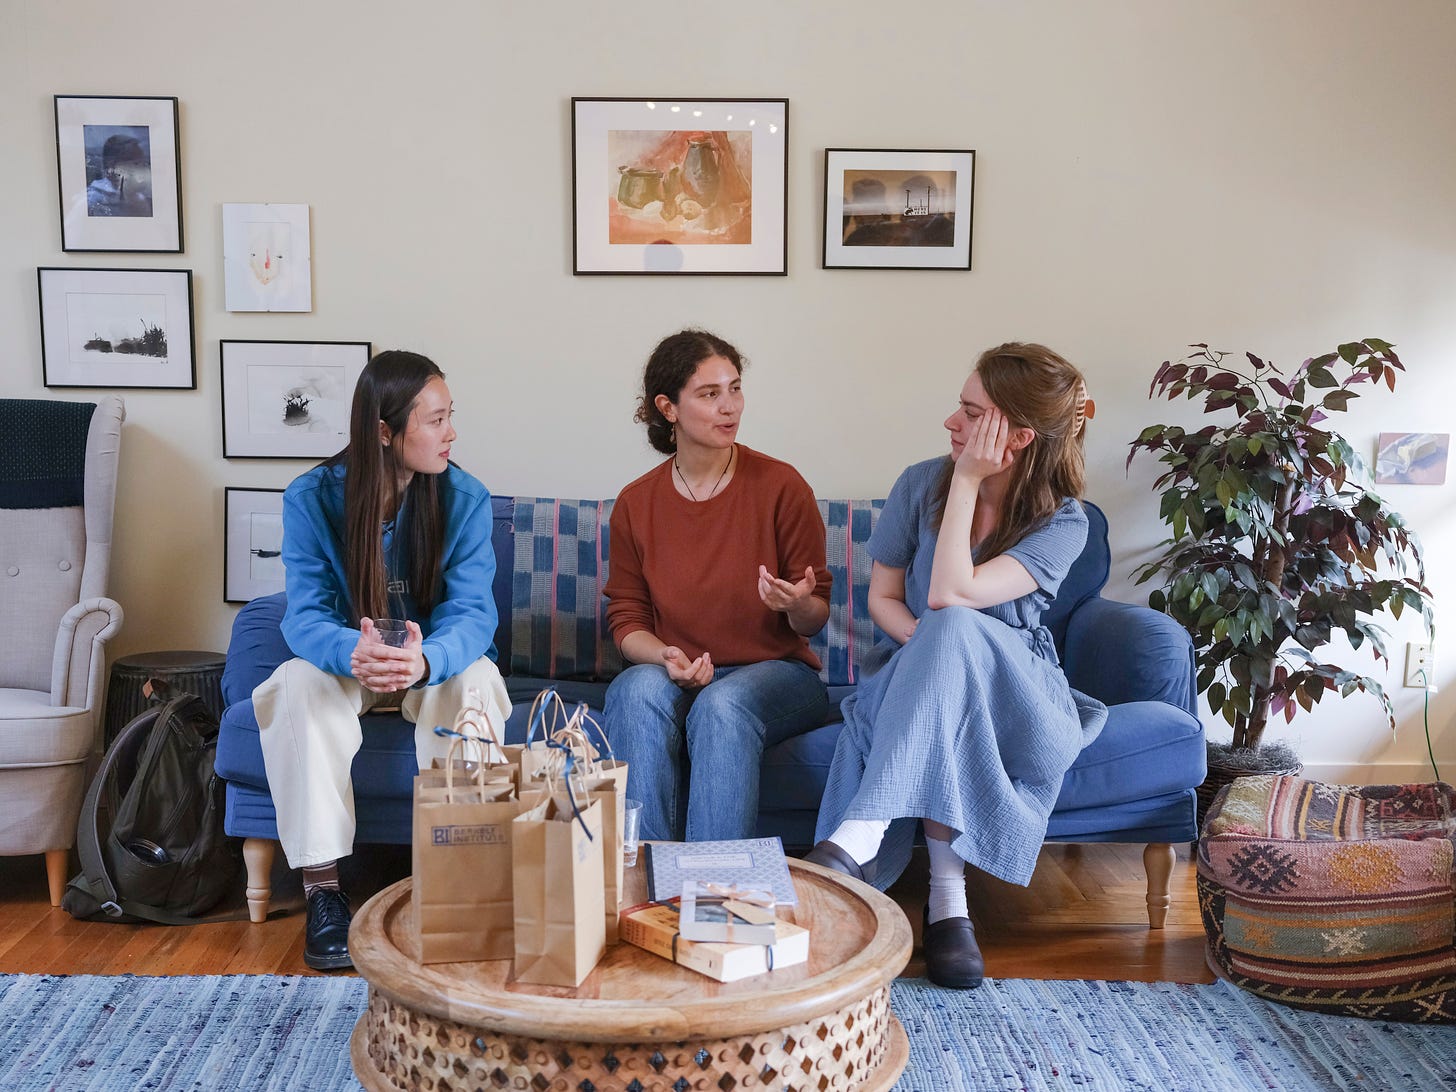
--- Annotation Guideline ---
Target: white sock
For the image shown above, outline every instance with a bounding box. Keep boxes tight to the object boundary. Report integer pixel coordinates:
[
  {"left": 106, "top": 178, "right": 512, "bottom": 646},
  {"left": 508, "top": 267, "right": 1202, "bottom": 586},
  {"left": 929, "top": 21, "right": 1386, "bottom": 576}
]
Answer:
[
  {"left": 829, "top": 818, "right": 890, "bottom": 865},
  {"left": 926, "top": 836, "right": 969, "bottom": 924}
]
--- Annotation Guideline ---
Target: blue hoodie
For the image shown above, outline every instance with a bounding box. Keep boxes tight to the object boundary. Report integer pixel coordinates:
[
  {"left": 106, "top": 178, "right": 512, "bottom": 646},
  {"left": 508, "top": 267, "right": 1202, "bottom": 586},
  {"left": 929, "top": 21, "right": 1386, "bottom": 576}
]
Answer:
[{"left": 279, "top": 462, "right": 497, "bottom": 685}]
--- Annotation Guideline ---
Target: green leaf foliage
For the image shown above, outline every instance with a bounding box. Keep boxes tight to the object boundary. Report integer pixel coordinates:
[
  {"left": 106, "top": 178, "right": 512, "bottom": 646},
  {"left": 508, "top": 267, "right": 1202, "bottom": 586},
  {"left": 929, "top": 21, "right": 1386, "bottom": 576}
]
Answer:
[{"left": 1128, "top": 340, "right": 1433, "bottom": 751}]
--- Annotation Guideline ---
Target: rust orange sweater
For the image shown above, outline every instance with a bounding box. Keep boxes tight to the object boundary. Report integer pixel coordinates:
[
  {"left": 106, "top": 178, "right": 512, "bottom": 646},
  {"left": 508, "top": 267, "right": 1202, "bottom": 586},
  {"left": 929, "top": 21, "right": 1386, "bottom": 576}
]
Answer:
[{"left": 604, "top": 446, "right": 830, "bottom": 670}]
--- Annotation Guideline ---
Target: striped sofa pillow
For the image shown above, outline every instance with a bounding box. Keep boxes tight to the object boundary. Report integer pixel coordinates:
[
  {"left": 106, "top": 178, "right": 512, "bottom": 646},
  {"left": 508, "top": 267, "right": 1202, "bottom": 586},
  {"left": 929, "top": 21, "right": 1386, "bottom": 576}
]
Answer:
[{"left": 508, "top": 496, "right": 883, "bottom": 686}]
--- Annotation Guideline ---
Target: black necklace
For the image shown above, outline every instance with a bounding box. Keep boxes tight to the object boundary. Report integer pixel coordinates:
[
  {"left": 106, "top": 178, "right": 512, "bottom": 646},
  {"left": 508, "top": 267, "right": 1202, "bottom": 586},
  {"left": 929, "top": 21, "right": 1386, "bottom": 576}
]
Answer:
[{"left": 674, "top": 445, "right": 734, "bottom": 502}]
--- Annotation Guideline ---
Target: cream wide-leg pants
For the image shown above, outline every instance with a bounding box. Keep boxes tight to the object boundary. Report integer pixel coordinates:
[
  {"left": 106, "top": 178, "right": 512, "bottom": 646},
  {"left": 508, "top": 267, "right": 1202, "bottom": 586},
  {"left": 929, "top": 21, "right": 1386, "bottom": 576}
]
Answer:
[{"left": 252, "top": 656, "right": 511, "bottom": 868}]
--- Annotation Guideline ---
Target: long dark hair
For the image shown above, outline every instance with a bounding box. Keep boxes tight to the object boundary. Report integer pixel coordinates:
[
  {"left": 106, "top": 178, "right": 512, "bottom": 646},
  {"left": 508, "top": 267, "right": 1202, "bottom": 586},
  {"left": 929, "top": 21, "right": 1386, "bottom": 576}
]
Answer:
[
  {"left": 932, "top": 342, "right": 1089, "bottom": 561},
  {"left": 633, "top": 329, "right": 745, "bottom": 454},
  {"left": 325, "top": 350, "right": 447, "bottom": 624}
]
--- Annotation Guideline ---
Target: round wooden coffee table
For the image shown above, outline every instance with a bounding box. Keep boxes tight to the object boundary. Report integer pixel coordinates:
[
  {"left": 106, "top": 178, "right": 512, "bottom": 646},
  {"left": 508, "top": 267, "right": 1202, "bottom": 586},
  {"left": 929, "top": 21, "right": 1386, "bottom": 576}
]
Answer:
[{"left": 349, "top": 858, "right": 913, "bottom": 1092}]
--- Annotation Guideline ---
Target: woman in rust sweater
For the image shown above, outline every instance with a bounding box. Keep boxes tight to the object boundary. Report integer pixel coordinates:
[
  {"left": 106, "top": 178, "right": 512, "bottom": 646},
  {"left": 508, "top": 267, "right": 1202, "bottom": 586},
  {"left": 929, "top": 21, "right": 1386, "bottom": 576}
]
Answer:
[{"left": 603, "top": 330, "right": 831, "bottom": 842}]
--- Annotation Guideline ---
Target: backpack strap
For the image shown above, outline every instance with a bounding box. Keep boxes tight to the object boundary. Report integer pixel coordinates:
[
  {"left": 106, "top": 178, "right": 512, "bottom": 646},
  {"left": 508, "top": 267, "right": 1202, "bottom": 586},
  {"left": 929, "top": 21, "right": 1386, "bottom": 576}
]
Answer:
[{"left": 74, "top": 697, "right": 247, "bottom": 925}]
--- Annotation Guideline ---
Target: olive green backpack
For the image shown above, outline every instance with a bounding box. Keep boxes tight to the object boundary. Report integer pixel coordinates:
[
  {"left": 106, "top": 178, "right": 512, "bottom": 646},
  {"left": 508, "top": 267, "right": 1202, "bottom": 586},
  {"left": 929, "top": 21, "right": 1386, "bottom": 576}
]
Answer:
[{"left": 62, "top": 684, "right": 244, "bottom": 924}]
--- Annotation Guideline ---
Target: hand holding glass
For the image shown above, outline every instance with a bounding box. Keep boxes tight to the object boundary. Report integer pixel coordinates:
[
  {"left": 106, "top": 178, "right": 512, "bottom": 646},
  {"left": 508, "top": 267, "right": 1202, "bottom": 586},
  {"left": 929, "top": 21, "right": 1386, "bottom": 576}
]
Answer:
[{"left": 374, "top": 618, "right": 409, "bottom": 648}]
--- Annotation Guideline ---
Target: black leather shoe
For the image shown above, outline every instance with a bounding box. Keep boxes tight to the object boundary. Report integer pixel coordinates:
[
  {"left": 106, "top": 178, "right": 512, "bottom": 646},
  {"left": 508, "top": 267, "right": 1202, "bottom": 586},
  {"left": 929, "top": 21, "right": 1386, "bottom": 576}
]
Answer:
[
  {"left": 804, "top": 840, "right": 877, "bottom": 886},
  {"left": 304, "top": 888, "right": 354, "bottom": 971},
  {"left": 922, "top": 905, "right": 984, "bottom": 990}
]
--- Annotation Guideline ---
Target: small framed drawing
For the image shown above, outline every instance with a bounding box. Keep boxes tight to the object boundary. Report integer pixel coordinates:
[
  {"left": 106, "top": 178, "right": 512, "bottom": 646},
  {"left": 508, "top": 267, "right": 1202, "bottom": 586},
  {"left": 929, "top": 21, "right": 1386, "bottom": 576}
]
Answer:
[
  {"left": 571, "top": 97, "right": 788, "bottom": 275},
  {"left": 225, "top": 487, "right": 286, "bottom": 603},
  {"left": 54, "top": 95, "right": 183, "bottom": 252},
  {"left": 38, "top": 267, "right": 196, "bottom": 389},
  {"left": 822, "top": 149, "right": 975, "bottom": 270},
  {"left": 222, "top": 203, "right": 312, "bottom": 311},
  {"left": 221, "top": 339, "right": 370, "bottom": 458}
]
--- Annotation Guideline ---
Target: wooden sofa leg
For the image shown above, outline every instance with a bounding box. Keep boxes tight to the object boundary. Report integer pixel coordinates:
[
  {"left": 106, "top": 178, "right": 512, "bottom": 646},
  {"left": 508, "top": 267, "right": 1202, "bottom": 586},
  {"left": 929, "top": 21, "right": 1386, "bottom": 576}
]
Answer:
[
  {"left": 243, "top": 838, "right": 277, "bottom": 923},
  {"left": 45, "top": 849, "right": 69, "bottom": 907},
  {"left": 1144, "top": 842, "right": 1176, "bottom": 929}
]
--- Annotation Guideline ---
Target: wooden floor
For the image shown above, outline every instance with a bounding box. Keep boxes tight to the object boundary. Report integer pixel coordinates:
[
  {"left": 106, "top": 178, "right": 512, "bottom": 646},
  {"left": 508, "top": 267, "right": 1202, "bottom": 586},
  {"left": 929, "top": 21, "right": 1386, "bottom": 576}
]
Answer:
[{"left": 1, "top": 842, "right": 1213, "bottom": 983}]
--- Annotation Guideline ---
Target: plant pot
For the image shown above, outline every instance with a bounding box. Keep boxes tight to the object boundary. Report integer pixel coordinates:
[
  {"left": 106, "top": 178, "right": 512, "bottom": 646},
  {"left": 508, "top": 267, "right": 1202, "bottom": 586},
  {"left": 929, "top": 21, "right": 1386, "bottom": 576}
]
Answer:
[{"left": 1196, "top": 751, "right": 1304, "bottom": 835}]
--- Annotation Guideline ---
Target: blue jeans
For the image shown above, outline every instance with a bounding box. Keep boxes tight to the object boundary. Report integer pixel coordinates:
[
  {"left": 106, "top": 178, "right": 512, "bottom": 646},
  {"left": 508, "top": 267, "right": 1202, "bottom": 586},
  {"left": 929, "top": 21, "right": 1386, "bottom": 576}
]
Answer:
[{"left": 603, "top": 659, "right": 829, "bottom": 842}]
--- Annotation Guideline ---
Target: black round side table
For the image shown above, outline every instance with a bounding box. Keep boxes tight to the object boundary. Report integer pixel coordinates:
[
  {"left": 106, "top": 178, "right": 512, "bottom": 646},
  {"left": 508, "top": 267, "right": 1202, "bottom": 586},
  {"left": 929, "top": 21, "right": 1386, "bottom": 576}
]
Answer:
[{"left": 104, "top": 650, "right": 228, "bottom": 749}]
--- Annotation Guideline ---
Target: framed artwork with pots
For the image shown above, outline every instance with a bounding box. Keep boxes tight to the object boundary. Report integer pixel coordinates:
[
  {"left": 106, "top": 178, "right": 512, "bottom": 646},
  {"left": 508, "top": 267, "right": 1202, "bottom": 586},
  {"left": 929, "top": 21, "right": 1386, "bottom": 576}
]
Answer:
[
  {"left": 38, "top": 266, "right": 196, "bottom": 389},
  {"left": 222, "top": 203, "right": 312, "bottom": 311},
  {"left": 54, "top": 95, "right": 184, "bottom": 253},
  {"left": 220, "top": 339, "right": 370, "bottom": 458},
  {"left": 571, "top": 97, "right": 788, "bottom": 275},
  {"left": 822, "top": 148, "right": 975, "bottom": 270},
  {"left": 224, "top": 487, "right": 286, "bottom": 603}
]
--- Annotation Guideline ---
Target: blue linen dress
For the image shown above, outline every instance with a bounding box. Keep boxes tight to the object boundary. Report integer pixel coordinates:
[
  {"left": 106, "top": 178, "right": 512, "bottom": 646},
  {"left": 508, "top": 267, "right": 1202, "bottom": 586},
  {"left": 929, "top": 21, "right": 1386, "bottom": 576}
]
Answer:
[{"left": 814, "top": 457, "right": 1109, "bottom": 888}]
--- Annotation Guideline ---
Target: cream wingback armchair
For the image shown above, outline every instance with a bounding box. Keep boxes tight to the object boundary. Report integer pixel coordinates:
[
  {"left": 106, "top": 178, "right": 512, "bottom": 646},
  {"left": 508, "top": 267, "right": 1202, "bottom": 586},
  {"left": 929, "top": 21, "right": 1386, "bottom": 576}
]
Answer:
[{"left": 0, "top": 397, "right": 125, "bottom": 905}]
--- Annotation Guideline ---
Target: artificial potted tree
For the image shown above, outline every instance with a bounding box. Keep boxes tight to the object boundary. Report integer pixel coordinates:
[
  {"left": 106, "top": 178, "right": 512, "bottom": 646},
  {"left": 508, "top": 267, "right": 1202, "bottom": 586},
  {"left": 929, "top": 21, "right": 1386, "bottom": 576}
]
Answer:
[{"left": 1128, "top": 339, "right": 1433, "bottom": 821}]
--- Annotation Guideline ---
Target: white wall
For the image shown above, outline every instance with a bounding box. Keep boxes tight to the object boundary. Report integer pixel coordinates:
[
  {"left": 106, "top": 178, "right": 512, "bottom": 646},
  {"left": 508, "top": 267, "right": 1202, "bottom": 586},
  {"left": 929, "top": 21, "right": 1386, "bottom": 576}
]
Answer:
[{"left": 4, "top": 0, "right": 1454, "bottom": 779}]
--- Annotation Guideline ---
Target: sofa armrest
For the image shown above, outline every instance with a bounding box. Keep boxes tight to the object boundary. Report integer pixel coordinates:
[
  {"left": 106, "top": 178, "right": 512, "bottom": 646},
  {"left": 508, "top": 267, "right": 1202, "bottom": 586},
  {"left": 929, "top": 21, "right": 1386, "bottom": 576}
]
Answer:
[
  {"left": 50, "top": 596, "right": 124, "bottom": 717},
  {"left": 1061, "top": 597, "right": 1196, "bottom": 715}
]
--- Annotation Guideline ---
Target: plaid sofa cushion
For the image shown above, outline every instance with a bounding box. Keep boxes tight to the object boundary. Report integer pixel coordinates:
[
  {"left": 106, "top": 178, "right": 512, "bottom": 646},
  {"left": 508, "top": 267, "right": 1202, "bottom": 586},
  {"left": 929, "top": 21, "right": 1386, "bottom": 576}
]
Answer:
[{"left": 507, "top": 496, "right": 883, "bottom": 687}]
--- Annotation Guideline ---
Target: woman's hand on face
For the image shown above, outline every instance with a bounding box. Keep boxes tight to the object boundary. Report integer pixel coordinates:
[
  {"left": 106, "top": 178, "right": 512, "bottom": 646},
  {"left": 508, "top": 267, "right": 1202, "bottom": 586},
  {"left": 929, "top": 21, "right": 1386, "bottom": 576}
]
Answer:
[
  {"left": 955, "top": 407, "right": 1015, "bottom": 483},
  {"left": 661, "top": 645, "right": 713, "bottom": 690},
  {"left": 758, "top": 565, "right": 816, "bottom": 612},
  {"left": 351, "top": 618, "right": 427, "bottom": 693}
]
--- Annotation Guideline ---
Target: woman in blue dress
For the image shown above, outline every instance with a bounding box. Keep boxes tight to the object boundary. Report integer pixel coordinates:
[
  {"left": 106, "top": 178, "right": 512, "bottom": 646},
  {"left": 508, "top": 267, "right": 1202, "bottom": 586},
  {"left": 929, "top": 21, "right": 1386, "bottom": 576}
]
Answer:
[{"left": 807, "top": 342, "right": 1108, "bottom": 990}]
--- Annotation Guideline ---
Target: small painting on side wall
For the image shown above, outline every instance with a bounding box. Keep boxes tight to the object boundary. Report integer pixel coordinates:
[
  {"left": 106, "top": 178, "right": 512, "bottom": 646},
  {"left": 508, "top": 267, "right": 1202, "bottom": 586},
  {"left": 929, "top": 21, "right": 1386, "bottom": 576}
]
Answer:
[
  {"left": 221, "top": 340, "right": 370, "bottom": 458},
  {"left": 222, "top": 203, "right": 313, "bottom": 311},
  {"left": 823, "top": 149, "right": 975, "bottom": 270},
  {"left": 225, "top": 487, "right": 286, "bottom": 603},
  {"left": 1374, "top": 432, "right": 1449, "bottom": 485},
  {"left": 38, "top": 266, "right": 196, "bottom": 389},
  {"left": 55, "top": 95, "right": 183, "bottom": 252}
]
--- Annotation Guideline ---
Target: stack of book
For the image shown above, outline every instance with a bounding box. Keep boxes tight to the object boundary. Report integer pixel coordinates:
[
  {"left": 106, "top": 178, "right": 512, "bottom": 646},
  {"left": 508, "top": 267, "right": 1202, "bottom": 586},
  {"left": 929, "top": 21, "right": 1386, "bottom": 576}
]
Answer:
[{"left": 620, "top": 837, "right": 808, "bottom": 982}]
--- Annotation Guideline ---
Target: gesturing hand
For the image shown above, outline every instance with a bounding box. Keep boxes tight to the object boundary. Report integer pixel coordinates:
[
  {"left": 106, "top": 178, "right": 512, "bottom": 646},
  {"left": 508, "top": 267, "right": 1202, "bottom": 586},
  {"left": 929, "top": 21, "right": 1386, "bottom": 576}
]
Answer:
[
  {"left": 758, "top": 564, "right": 816, "bottom": 613},
  {"left": 955, "top": 407, "right": 1016, "bottom": 483},
  {"left": 661, "top": 645, "right": 713, "bottom": 690},
  {"left": 352, "top": 617, "right": 427, "bottom": 693}
]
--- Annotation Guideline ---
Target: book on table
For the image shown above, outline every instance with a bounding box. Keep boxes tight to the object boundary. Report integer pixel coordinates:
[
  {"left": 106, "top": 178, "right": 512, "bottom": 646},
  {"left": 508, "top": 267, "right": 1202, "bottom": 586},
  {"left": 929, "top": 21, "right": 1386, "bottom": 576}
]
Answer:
[
  {"left": 620, "top": 900, "right": 808, "bottom": 983},
  {"left": 643, "top": 836, "right": 797, "bottom": 906},
  {"left": 677, "top": 879, "right": 778, "bottom": 944}
]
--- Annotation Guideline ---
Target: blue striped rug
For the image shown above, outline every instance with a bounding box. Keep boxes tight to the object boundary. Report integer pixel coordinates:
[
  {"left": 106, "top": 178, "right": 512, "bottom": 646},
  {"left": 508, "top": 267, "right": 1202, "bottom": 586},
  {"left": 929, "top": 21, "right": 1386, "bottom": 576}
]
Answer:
[{"left": 1, "top": 974, "right": 1451, "bottom": 1090}]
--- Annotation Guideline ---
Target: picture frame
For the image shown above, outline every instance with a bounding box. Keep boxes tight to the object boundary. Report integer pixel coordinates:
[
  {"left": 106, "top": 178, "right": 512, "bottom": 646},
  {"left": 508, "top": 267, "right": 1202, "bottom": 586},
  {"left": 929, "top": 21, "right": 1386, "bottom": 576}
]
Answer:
[
  {"left": 222, "top": 203, "right": 312, "bottom": 312},
  {"left": 38, "top": 267, "right": 196, "bottom": 389},
  {"left": 54, "top": 95, "right": 183, "bottom": 253},
  {"left": 220, "top": 339, "right": 370, "bottom": 458},
  {"left": 822, "top": 148, "right": 975, "bottom": 270},
  {"left": 224, "top": 487, "right": 286, "bottom": 603},
  {"left": 571, "top": 97, "right": 788, "bottom": 275}
]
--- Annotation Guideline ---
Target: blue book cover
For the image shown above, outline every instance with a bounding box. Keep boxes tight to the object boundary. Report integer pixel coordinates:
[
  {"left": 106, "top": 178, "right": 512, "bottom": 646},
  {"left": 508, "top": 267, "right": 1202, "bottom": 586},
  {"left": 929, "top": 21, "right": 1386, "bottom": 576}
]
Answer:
[{"left": 644, "top": 836, "right": 798, "bottom": 906}]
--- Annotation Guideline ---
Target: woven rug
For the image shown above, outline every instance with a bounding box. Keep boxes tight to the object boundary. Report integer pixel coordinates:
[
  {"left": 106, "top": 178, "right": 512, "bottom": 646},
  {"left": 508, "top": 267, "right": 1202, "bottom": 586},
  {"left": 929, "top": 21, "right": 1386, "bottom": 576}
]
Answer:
[{"left": 3, "top": 974, "right": 1454, "bottom": 1091}]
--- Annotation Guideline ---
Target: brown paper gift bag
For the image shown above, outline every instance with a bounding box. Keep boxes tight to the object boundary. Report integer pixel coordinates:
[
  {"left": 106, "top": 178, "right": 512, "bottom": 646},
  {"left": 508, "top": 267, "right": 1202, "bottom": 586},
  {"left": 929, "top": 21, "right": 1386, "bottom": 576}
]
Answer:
[
  {"left": 411, "top": 709, "right": 521, "bottom": 965},
  {"left": 512, "top": 770, "right": 606, "bottom": 987}
]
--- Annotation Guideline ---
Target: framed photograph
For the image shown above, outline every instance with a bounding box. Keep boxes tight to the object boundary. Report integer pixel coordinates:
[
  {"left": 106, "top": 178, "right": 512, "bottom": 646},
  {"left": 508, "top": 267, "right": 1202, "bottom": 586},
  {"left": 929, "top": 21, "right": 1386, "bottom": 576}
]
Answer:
[
  {"left": 38, "top": 267, "right": 196, "bottom": 389},
  {"left": 221, "top": 339, "right": 370, "bottom": 458},
  {"left": 822, "top": 149, "right": 975, "bottom": 270},
  {"left": 222, "top": 203, "right": 312, "bottom": 312},
  {"left": 1375, "top": 432, "right": 1450, "bottom": 486},
  {"left": 572, "top": 97, "right": 788, "bottom": 275},
  {"left": 54, "top": 95, "right": 183, "bottom": 252},
  {"left": 225, "top": 487, "right": 286, "bottom": 603}
]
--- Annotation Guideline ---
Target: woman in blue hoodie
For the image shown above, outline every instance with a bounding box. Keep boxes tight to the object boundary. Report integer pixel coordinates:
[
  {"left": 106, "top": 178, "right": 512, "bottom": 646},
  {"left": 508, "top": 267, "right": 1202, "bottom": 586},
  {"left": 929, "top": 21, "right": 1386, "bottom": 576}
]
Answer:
[{"left": 252, "top": 350, "right": 509, "bottom": 970}]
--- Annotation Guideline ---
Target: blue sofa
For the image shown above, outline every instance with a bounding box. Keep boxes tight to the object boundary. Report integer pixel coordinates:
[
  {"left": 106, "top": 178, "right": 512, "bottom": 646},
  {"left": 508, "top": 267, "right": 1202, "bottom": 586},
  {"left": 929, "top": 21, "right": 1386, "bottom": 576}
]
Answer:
[{"left": 216, "top": 496, "right": 1206, "bottom": 923}]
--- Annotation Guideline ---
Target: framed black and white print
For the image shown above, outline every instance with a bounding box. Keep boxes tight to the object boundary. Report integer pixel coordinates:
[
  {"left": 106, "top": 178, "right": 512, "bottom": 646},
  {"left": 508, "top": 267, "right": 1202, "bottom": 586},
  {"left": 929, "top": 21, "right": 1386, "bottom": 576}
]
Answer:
[
  {"left": 54, "top": 95, "right": 183, "bottom": 252},
  {"left": 224, "top": 487, "right": 286, "bottom": 603},
  {"left": 220, "top": 339, "right": 370, "bottom": 458},
  {"left": 822, "top": 149, "right": 975, "bottom": 270},
  {"left": 38, "top": 267, "right": 196, "bottom": 389},
  {"left": 572, "top": 97, "right": 788, "bottom": 274}
]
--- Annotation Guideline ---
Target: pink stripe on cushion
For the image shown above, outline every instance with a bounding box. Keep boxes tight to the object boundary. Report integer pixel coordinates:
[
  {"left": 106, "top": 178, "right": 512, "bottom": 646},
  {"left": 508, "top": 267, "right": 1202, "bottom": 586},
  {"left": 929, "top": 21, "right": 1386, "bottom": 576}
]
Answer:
[
  {"left": 846, "top": 502, "right": 856, "bottom": 684},
  {"left": 550, "top": 499, "right": 561, "bottom": 678}
]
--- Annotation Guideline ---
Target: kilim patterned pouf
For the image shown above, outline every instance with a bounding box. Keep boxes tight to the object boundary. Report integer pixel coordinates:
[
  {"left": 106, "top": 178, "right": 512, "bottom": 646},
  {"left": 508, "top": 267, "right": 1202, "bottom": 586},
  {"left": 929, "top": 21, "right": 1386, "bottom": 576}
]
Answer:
[{"left": 1198, "top": 774, "right": 1455, "bottom": 1023}]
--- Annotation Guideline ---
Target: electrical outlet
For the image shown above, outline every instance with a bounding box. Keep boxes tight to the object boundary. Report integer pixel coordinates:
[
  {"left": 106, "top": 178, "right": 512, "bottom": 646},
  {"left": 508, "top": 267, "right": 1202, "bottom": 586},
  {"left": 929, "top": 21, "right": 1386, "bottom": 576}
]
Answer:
[{"left": 1405, "top": 642, "right": 1435, "bottom": 689}]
